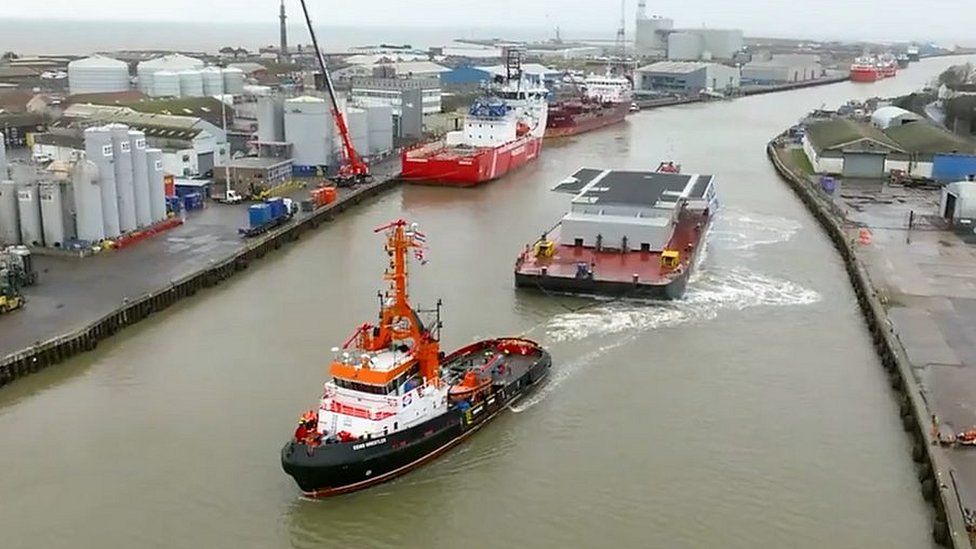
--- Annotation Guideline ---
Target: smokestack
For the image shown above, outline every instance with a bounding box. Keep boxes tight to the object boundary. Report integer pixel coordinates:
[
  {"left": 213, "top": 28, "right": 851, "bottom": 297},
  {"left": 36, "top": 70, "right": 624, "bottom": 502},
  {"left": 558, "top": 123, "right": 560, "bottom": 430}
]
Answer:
[{"left": 279, "top": 0, "right": 289, "bottom": 63}]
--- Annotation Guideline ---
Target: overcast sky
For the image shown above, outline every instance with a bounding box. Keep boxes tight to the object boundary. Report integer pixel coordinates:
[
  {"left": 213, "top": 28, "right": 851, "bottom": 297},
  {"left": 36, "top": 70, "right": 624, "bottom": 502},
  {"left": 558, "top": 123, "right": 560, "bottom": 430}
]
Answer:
[{"left": 0, "top": 0, "right": 972, "bottom": 44}]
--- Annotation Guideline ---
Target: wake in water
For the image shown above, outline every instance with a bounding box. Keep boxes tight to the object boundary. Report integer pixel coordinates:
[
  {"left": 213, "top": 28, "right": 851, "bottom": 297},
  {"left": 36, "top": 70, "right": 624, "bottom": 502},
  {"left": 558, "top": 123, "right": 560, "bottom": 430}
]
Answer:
[{"left": 708, "top": 207, "right": 803, "bottom": 252}]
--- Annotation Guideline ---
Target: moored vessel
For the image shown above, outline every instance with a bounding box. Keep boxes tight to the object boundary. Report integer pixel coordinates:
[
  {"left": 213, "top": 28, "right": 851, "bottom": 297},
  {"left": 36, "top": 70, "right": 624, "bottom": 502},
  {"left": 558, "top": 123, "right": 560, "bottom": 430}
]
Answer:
[
  {"left": 545, "top": 73, "right": 632, "bottom": 138},
  {"left": 281, "top": 219, "right": 551, "bottom": 496},
  {"left": 400, "top": 51, "right": 548, "bottom": 186},
  {"left": 850, "top": 57, "right": 880, "bottom": 82},
  {"left": 514, "top": 164, "right": 716, "bottom": 299},
  {"left": 878, "top": 54, "right": 898, "bottom": 78}
]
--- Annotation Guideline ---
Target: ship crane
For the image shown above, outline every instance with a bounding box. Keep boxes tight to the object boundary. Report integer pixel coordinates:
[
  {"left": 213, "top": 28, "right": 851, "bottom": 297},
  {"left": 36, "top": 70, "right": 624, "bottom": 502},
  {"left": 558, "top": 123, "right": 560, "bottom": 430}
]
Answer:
[{"left": 298, "top": 0, "right": 371, "bottom": 186}]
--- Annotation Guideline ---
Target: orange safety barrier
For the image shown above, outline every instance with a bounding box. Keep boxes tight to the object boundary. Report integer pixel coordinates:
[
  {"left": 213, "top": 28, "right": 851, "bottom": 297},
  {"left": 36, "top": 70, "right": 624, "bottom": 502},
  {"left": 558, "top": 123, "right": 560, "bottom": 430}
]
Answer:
[{"left": 115, "top": 217, "right": 184, "bottom": 250}]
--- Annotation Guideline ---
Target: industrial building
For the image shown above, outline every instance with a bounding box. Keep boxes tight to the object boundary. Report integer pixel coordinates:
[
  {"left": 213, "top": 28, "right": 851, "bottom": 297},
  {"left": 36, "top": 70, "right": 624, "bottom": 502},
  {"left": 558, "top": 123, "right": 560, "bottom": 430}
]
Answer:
[
  {"left": 635, "top": 61, "right": 740, "bottom": 94},
  {"left": 632, "top": 4, "right": 742, "bottom": 61},
  {"left": 34, "top": 104, "right": 229, "bottom": 177},
  {"left": 634, "top": 15, "right": 674, "bottom": 56},
  {"left": 741, "top": 54, "right": 823, "bottom": 85},
  {"left": 283, "top": 96, "right": 336, "bottom": 169},
  {"left": 213, "top": 157, "right": 293, "bottom": 196},
  {"left": 349, "top": 77, "right": 441, "bottom": 115},
  {"left": 870, "top": 106, "right": 924, "bottom": 130},
  {"left": 802, "top": 118, "right": 976, "bottom": 179},
  {"left": 941, "top": 180, "right": 976, "bottom": 230}
]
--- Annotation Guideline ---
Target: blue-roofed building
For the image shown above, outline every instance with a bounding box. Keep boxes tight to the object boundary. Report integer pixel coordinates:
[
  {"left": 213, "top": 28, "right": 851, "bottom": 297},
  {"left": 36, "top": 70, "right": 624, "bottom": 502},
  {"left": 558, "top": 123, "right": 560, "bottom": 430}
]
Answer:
[{"left": 441, "top": 65, "right": 494, "bottom": 87}]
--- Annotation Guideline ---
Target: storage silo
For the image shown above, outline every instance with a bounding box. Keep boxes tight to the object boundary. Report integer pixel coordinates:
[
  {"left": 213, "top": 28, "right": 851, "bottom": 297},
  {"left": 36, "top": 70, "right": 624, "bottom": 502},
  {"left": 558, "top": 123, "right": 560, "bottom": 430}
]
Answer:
[
  {"left": 84, "top": 126, "right": 121, "bottom": 238},
  {"left": 222, "top": 67, "right": 245, "bottom": 95},
  {"left": 138, "top": 53, "right": 204, "bottom": 94},
  {"left": 108, "top": 124, "right": 137, "bottom": 233},
  {"left": 179, "top": 70, "right": 204, "bottom": 97},
  {"left": 0, "top": 180, "right": 20, "bottom": 245},
  {"left": 129, "top": 130, "right": 152, "bottom": 227},
  {"left": 0, "top": 133, "right": 7, "bottom": 179},
  {"left": 347, "top": 108, "right": 369, "bottom": 159},
  {"left": 151, "top": 70, "right": 182, "bottom": 98},
  {"left": 68, "top": 55, "right": 130, "bottom": 95},
  {"left": 71, "top": 161, "right": 104, "bottom": 242},
  {"left": 39, "top": 182, "right": 70, "bottom": 248},
  {"left": 145, "top": 148, "right": 167, "bottom": 222},
  {"left": 284, "top": 96, "right": 334, "bottom": 167},
  {"left": 257, "top": 96, "right": 285, "bottom": 142},
  {"left": 667, "top": 32, "right": 704, "bottom": 61},
  {"left": 201, "top": 67, "right": 225, "bottom": 96},
  {"left": 366, "top": 105, "right": 393, "bottom": 155},
  {"left": 17, "top": 182, "right": 43, "bottom": 247}
]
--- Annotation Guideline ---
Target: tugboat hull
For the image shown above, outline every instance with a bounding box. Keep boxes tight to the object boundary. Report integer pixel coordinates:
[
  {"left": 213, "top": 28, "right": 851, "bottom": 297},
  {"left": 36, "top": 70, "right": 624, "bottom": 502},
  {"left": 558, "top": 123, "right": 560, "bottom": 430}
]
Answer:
[{"left": 282, "top": 343, "right": 551, "bottom": 496}]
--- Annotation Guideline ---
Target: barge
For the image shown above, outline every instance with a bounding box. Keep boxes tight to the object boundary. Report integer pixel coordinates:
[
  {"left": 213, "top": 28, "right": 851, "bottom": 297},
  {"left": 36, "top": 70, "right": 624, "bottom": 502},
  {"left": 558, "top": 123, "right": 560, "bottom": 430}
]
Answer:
[{"left": 514, "top": 167, "right": 717, "bottom": 299}]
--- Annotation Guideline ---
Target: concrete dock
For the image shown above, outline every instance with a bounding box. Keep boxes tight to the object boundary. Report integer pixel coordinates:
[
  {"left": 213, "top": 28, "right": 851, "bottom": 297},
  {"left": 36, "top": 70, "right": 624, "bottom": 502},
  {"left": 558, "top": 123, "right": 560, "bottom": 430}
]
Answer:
[
  {"left": 770, "top": 139, "right": 976, "bottom": 548},
  {"left": 0, "top": 158, "right": 403, "bottom": 382}
]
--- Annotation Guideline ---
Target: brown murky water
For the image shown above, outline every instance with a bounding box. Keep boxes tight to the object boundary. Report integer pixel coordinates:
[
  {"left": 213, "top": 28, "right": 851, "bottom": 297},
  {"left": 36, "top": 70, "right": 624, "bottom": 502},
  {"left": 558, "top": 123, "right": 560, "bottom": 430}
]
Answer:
[{"left": 3, "top": 56, "right": 971, "bottom": 549}]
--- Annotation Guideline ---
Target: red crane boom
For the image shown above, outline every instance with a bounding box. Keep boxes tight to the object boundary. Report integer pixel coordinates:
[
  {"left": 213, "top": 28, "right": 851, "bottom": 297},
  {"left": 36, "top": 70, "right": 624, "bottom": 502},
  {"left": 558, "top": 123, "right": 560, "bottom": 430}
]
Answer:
[{"left": 297, "top": 0, "right": 370, "bottom": 184}]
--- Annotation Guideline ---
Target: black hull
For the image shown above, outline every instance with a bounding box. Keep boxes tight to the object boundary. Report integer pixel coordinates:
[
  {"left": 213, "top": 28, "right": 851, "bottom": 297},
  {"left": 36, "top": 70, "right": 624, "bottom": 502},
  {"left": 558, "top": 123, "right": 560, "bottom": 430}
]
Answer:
[{"left": 281, "top": 350, "right": 551, "bottom": 496}]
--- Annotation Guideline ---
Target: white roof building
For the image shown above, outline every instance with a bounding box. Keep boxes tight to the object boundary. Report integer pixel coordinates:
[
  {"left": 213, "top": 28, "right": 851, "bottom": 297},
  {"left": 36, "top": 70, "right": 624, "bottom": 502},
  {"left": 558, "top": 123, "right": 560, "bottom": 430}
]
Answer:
[{"left": 871, "top": 106, "right": 924, "bottom": 130}]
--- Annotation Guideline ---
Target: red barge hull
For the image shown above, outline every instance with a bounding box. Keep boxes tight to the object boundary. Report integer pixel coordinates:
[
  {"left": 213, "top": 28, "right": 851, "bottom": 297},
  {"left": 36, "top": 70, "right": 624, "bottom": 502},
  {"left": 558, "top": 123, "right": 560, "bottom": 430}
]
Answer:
[
  {"left": 545, "top": 102, "right": 629, "bottom": 138},
  {"left": 400, "top": 136, "right": 542, "bottom": 187}
]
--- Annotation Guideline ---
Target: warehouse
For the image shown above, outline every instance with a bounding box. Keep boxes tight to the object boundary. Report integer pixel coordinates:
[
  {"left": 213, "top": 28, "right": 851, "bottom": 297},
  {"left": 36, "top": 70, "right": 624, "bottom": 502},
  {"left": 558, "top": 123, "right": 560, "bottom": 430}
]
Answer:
[
  {"left": 213, "top": 157, "right": 293, "bottom": 196},
  {"left": 741, "top": 54, "right": 823, "bottom": 85},
  {"left": 635, "top": 61, "right": 740, "bottom": 94},
  {"left": 349, "top": 77, "right": 441, "bottom": 115}
]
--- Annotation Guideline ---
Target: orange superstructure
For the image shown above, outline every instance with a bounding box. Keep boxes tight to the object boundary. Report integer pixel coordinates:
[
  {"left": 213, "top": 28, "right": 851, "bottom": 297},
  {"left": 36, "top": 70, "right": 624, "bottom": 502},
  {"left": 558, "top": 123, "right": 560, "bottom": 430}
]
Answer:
[{"left": 329, "top": 219, "right": 440, "bottom": 386}]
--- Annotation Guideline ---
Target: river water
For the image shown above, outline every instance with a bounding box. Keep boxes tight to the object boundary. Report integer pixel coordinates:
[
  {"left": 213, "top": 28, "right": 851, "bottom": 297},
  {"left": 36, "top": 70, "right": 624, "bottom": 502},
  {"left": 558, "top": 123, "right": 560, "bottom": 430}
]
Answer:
[{"left": 3, "top": 56, "right": 973, "bottom": 548}]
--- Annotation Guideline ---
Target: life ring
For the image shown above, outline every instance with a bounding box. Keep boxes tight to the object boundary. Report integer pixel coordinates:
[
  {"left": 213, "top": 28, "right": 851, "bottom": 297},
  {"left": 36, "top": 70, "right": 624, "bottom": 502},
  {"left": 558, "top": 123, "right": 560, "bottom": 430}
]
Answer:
[{"left": 402, "top": 393, "right": 413, "bottom": 406}]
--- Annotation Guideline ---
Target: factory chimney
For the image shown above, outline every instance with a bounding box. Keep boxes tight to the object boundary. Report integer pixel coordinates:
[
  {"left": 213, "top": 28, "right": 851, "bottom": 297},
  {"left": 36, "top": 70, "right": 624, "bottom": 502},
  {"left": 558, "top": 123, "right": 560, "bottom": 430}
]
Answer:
[
  {"left": 279, "top": 0, "right": 289, "bottom": 63},
  {"left": 637, "top": 0, "right": 647, "bottom": 20}
]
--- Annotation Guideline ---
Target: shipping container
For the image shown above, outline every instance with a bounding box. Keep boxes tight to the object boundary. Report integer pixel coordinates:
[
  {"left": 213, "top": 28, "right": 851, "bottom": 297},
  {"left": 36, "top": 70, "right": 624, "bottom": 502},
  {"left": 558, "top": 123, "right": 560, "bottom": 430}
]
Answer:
[
  {"left": 311, "top": 186, "right": 337, "bottom": 208},
  {"left": 249, "top": 203, "right": 272, "bottom": 227},
  {"left": 267, "top": 197, "right": 286, "bottom": 219},
  {"left": 933, "top": 154, "right": 976, "bottom": 183}
]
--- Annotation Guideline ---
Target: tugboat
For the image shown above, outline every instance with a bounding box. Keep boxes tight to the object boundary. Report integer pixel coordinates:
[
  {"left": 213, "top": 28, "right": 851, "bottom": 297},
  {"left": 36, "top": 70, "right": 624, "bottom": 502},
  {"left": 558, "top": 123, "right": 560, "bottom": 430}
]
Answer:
[{"left": 281, "top": 219, "right": 551, "bottom": 496}]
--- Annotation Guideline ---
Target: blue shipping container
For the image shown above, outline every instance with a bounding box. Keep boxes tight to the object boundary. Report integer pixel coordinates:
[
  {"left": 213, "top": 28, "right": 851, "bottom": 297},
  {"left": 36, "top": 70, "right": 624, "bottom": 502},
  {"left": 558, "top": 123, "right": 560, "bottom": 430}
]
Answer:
[
  {"left": 933, "top": 154, "right": 976, "bottom": 183},
  {"left": 249, "top": 204, "right": 272, "bottom": 227},
  {"left": 267, "top": 197, "right": 285, "bottom": 219},
  {"left": 183, "top": 192, "right": 204, "bottom": 210}
]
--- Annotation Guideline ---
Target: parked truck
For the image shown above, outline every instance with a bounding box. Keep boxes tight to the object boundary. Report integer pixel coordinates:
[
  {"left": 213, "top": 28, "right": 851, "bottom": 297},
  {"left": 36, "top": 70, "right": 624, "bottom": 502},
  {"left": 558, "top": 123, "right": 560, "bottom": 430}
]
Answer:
[{"left": 239, "top": 197, "right": 296, "bottom": 238}]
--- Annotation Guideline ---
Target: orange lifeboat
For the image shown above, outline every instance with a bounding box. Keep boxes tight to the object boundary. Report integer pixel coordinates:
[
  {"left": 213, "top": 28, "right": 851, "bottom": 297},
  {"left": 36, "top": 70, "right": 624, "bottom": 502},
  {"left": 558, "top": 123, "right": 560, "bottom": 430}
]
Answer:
[{"left": 449, "top": 370, "right": 492, "bottom": 402}]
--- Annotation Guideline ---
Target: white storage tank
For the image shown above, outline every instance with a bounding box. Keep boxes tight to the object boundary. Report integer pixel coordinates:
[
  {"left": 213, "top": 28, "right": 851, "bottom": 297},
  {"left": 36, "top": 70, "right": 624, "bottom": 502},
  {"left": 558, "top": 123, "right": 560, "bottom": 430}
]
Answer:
[
  {"left": 71, "top": 161, "right": 104, "bottom": 243},
  {"left": 667, "top": 32, "right": 704, "bottom": 61},
  {"left": 145, "top": 148, "right": 167, "bottom": 222},
  {"left": 179, "top": 69, "right": 204, "bottom": 97},
  {"left": 68, "top": 55, "right": 130, "bottom": 95},
  {"left": 0, "top": 179, "right": 20, "bottom": 245},
  {"left": 39, "top": 182, "right": 71, "bottom": 248},
  {"left": 284, "top": 96, "right": 334, "bottom": 167},
  {"left": 84, "top": 126, "right": 121, "bottom": 238},
  {"left": 201, "top": 67, "right": 225, "bottom": 96},
  {"left": 129, "top": 130, "right": 152, "bottom": 227},
  {"left": 17, "top": 182, "right": 43, "bottom": 247},
  {"left": 152, "top": 70, "right": 181, "bottom": 98},
  {"left": 0, "top": 132, "right": 7, "bottom": 179},
  {"left": 366, "top": 104, "right": 394, "bottom": 155},
  {"left": 347, "top": 107, "right": 369, "bottom": 159},
  {"left": 108, "top": 124, "right": 137, "bottom": 232},
  {"left": 138, "top": 53, "right": 204, "bottom": 94},
  {"left": 257, "top": 96, "right": 285, "bottom": 142},
  {"left": 222, "top": 67, "right": 245, "bottom": 95}
]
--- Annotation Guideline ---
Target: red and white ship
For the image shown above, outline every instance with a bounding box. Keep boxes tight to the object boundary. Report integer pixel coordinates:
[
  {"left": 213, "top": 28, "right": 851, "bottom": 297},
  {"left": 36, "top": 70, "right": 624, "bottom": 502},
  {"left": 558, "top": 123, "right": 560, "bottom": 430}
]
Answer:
[
  {"left": 878, "top": 54, "right": 898, "bottom": 78},
  {"left": 545, "top": 73, "right": 632, "bottom": 138},
  {"left": 850, "top": 57, "right": 881, "bottom": 82},
  {"left": 401, "top": 55, "right": 548, "bottom": 187}
]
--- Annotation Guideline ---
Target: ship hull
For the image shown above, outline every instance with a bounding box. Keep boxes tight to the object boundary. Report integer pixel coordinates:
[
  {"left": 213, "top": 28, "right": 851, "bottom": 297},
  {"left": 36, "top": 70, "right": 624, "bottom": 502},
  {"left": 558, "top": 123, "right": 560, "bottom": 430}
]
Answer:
[
  {"left": 545, "top": 102, "right": 629, "bottom": 138},
  {"left": 400, "top": 135, "right": 542, "bottom": 187},
  {"left": 850, "top": 68, "right": 879, "bottom": 82},
  {"left": 281, "top": 347, "right": 551, "bottom": 496}
]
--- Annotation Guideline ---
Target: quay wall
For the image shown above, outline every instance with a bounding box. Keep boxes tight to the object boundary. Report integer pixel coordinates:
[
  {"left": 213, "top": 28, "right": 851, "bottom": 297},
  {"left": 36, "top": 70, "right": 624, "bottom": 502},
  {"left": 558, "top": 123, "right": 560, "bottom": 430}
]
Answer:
[
  {"left": 766, "top": 140, "right": 970, "bottom": 549},
  {"left": 0, "top": 177, "right": 401, "bottom": 389}
]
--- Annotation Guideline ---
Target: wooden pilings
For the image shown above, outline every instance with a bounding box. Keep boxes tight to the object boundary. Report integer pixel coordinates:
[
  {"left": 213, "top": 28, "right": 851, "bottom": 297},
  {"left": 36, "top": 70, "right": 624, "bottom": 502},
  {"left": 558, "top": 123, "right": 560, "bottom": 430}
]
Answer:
[{"left": 0, "top": 177, "right": 400, "bottom": 390}]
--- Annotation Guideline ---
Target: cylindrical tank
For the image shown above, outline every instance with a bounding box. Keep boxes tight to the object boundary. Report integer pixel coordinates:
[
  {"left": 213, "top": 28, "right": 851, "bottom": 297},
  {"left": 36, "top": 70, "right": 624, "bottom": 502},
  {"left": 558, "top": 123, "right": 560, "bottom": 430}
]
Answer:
[
  {"left": 84, "top": 126, "right": 121, "bottom": 238},
  {"left": 201, "top": 67, "right": 224, "bottom": 96},
  {"left": 0, "top": 179, "right": 20, "bottom": 245},
  {"left": 179, "top": 70, "right": 204, "bottom": 97},
  {"left": 366, "top": 105, "right": 393, "bottom": 155},
  {"left": 71, "top": 161, "right": 104, "bottom": 242},
  {"left": 128, "top": 130, "right": 152, "bottom": 227},
  {"left": 667, "top": 32, "right": 703, "bottom": 61},
  {"left": 284, "top": 96, "right": 333, "bottom": 167},
  {"left": 138, "top": 53, "right": 204, "bottom": 94},
  {"left": 145, "top": 148, "right": 167, "bottom": 222},
  {"left": 152, "top": 70, "right": 181, "bottom": 98},
  {"left": 107, "top": 124, "right": 137, "bottom": 233},
  {"left": 68, "top": 55, "right": 130, "bottom": 95},
  {"left": 0, "top": 133, "right": 7, "bottom": 180},
  {"left": 39, "top": 182, "right": 67, "bottom": 248},
  {"left": 257, "top": 96, "right": 285, "bottom": 142},
  {"left": 222, "top": 67, "right": 245, "bottom": 95},
  {"left": 17, "top": 182, "right": 42, "bottom": 247},
  {"left": 347, "top": 108, "right": 369, "bottom": 159}
]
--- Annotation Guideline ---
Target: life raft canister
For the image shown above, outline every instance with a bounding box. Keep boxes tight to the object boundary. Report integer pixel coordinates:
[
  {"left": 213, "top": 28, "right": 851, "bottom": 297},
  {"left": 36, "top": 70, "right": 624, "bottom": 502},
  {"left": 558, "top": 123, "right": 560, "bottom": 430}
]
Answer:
[{"left": 402, "top": 393, "right": 413, "bottom": 406}]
